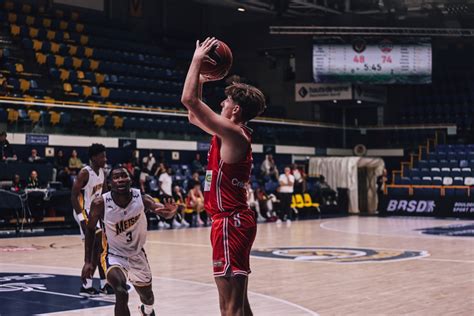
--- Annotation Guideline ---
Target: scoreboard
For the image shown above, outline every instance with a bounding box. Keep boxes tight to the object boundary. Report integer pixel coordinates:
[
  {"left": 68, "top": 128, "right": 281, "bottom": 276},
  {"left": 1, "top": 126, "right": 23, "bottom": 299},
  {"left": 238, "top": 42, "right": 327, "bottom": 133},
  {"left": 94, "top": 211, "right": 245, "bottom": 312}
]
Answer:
[{"left": 313, "top": 39, "right": 431, "bottom": 84}]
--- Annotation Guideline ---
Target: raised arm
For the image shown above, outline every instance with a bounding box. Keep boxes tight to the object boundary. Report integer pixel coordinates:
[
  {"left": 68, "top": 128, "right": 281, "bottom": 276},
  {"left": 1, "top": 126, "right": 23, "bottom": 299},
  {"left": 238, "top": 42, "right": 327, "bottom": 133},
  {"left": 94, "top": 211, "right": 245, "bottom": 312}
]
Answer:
[
  {"left": 142, "top": 194, "right": 177, "bottom": 219},
  {"left": 187, "top": 76, "right": 214, "bottom": 135},
  {"left": 81, "top": 196, "right": 104, "bottom": 284},
  {"left": 181, "top": 37, "right": 243, "bottom": 141}
]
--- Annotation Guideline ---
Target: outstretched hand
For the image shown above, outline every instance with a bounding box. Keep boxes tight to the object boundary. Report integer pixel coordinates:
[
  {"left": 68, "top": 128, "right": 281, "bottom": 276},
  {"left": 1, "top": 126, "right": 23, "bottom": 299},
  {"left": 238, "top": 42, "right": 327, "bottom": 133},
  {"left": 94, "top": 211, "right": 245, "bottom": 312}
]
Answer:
[
  {"left": 193, "top": 37, "right": 219, "bottom": 65},
  {"left": 153, "top": 198, "right": 178, "bottom": 219}
]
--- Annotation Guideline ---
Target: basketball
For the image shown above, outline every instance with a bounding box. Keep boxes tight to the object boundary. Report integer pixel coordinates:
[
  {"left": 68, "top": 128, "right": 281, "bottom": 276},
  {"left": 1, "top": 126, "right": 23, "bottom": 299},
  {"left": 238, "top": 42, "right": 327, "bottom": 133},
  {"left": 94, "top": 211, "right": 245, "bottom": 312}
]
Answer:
[{"left": 200, "top": 40, "right": 233, "bottom": 81}]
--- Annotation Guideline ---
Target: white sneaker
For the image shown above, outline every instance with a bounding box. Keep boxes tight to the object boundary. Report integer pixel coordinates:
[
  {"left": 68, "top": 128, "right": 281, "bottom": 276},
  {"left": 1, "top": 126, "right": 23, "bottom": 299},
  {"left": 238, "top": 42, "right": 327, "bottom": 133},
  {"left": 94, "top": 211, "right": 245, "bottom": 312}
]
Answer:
[
  {"left": 257, "top": 216, "right": 266, "bottom": 223},
  {"left": 181, "top": 219, "right": 190, "bottom": 227},
  {"left": 286, "top": 219, "right": 292, "bottom": 224},
  {"left": 157, "top": 221, "right": 164, "bottom": 229},
  {"left": 172, "top": 219, "right": 182, "bottom": 228},
  {"left": 163, "top": 222, "right": 171, "bottom": 229},
  {"left": 276, "top": 219, "right": 282, "bottom": 224}
]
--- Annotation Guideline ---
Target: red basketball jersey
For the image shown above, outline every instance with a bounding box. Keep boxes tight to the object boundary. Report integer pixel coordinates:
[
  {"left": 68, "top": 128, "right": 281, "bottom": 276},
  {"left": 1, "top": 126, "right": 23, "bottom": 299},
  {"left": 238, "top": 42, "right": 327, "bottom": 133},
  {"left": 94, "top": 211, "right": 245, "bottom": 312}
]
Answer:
[{"left": 204, "top": 125, "right": 253, "bottom": 218}]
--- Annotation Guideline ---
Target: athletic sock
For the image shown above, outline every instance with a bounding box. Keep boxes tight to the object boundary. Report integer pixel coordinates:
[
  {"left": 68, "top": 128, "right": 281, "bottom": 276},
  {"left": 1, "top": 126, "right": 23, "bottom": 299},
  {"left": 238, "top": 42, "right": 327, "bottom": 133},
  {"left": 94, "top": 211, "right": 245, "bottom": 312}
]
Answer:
[
  {"left": 85, "top": 278, "right": 93, "bottom": 288},
  {"left": 143, "top": 304, "right": 154, "bottom": 315}
]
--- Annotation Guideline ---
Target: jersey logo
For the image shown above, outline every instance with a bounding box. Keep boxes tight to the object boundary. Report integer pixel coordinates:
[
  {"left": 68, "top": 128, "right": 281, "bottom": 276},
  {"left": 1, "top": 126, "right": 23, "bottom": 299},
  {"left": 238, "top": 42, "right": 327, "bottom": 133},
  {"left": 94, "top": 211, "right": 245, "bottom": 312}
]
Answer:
[
  {"left": 115, "top": 213, "right": 141, "bottom": 235},
  {"left": 204, "top": 170, "right": 212, "bottom": 192}
]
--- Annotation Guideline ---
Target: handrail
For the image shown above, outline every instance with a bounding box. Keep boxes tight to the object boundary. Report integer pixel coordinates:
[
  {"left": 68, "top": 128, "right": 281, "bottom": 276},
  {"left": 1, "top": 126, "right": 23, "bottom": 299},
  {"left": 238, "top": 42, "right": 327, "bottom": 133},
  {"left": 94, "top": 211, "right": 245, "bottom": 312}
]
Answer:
[
  {"left": 386, "top": 184, "right": 471, "bottom": 197},
  {"left": 0, "top": 96, "right": 458, "bottom": 130}
]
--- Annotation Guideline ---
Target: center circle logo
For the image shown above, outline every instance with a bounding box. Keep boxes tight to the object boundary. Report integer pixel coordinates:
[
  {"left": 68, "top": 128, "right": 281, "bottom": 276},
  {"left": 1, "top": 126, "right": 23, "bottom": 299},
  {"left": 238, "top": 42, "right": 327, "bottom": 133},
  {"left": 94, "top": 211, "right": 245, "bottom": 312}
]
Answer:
[{"left": 251, "top": 247, "right": 429, "bottom": 263}]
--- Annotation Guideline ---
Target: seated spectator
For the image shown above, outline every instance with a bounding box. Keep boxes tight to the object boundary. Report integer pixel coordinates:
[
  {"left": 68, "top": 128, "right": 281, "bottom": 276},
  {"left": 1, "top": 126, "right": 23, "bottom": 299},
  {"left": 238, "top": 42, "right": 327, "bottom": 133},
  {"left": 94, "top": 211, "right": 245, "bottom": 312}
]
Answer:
[
  {"left": 27, "top": 170, "right": 41, "bottom": 189},
  {"left": 68, "top": 149, "right": 83, "bottom": 174},
  {"left": 57, "top": 166, "right": 73, "bottom": 189},
  {"left": 247, "top": 184, "right": 265, "bottom": 222},
  {"left": 188, "top": 172, "right": 202, "bottom": 191},
  {"left": 260, "top": 154, "right": 279, "bottom": 180},
  {"left": 1, "top": 131, "right": 16, "bottom": 161},
  {"left": 255, "top": 186, "right": 277, "bottom": 220},
  {"left": 10, "top": 174, "right": 23, "bottom": 193},
  {"left": 191, "top": 153, "right": 205, "bottom": 175},
  {"left": 312, "top": 175, "right": 337, "bottom": 206},
  {"left": 26, "top": 170, "right": 45, "bottom": 221},
  {"left": 172, "top": 185, "right": 190, "bottom": 227},
  {"left": 28, "top": 148, "right": 42, "bottom": 163},
  {"left": 186, "top": 182, "right": 205, "bottom": 226},
  {"left": 54, "top": 150, "right": 67, "bottom": 171}
]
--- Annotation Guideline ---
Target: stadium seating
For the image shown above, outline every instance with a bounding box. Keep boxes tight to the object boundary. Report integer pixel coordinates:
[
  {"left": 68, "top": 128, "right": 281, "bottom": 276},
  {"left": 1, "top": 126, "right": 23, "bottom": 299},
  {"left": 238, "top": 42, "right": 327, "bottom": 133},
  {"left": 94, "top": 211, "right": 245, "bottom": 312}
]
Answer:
[{"left": 388, "top": 144, "right": 474, "bottom": 198}]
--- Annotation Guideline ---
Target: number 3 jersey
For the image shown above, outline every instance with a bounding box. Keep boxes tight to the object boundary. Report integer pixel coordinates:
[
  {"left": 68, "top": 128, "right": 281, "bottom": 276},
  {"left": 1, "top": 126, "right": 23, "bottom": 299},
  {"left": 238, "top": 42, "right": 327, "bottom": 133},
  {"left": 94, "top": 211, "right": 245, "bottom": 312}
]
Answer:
[{"left": 102, "top": 188, "right": 147, "bottom": 257}]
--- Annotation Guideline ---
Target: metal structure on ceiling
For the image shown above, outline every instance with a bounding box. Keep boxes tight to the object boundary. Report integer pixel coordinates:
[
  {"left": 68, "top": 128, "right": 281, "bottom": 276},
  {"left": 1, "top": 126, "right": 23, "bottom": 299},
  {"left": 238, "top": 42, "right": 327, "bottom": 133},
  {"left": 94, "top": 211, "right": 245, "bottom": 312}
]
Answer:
[{"left": 194, "top": 0, "right": 474, "bottom": 18}]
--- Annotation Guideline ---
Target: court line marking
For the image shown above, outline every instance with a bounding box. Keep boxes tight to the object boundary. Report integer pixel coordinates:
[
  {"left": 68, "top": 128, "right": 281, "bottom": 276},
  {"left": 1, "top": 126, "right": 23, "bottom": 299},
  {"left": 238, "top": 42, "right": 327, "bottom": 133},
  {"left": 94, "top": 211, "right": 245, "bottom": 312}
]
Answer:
[
  {"left": 250, "top": 249, "right": 430, "bottom": 265},
  {"left": 420, "top": 258, "right": 474, "bottom": 263},
  {"left": 319, "top": 219, "right": 474, "bottom": 241},
  {"left": 1, "top": 263, "right": 318, "bottom": 316}
]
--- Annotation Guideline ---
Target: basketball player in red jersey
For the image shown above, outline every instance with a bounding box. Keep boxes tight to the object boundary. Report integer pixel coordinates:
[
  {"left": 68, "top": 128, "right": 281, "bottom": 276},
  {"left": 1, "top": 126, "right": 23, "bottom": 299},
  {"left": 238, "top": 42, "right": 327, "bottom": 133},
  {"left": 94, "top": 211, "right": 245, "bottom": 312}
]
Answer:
[{"left": 181, "top": 37, "right": 266, "bottom": 316}]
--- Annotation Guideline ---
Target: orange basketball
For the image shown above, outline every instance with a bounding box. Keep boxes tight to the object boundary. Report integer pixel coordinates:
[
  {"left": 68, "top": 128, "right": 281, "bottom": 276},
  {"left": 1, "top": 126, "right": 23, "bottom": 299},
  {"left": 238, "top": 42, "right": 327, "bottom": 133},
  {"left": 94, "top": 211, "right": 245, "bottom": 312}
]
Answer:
[{"left": 200, "top": 40, "right": 233, "bottom": 81}]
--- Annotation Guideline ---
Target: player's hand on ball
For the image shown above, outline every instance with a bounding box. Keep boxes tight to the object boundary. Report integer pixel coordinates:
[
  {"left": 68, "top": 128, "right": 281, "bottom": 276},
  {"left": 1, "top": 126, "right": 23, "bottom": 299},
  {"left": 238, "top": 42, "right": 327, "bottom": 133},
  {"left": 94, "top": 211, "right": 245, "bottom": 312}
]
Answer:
[
  {"left": 81, "top": 262, "right": 94, "bottom": 284},
  {"left": 199, "top": 74, "right": 210, "bottom": 83},
  {"left": 193, "top": 37, "right": 218, "bottom": 65},
  {"left": 154, "top": 198, "right": 178, "bottom": 219}
]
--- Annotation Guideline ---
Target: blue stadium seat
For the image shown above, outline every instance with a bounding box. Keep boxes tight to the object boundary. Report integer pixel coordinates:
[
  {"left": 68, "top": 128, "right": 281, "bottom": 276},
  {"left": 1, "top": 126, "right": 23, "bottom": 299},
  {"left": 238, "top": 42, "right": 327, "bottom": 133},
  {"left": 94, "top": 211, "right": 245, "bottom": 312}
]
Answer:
[
  {"left": 419, "top": 168, "right": 430, "bottom": 178},
  {"left": 399, "top": 177, "right": 411, "bottom": 185}
]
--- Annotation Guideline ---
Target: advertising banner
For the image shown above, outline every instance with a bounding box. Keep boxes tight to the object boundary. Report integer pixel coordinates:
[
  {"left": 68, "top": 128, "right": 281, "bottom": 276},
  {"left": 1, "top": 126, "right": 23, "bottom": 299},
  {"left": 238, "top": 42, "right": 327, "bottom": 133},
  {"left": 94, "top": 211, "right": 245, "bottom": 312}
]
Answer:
[
  {"left": 379, "top": 196, "right": 474, "bottom": 218},
  {"left": 295, "top": 83, "right": 352, "bottom": 102}
]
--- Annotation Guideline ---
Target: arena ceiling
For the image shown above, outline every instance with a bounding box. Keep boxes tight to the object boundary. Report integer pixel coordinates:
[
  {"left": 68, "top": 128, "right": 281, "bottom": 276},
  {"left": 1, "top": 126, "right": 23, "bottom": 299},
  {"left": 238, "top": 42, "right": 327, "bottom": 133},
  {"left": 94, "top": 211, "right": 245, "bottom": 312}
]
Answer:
[{"left": 194, "top": 0, "right": 474, "bottom": 19}]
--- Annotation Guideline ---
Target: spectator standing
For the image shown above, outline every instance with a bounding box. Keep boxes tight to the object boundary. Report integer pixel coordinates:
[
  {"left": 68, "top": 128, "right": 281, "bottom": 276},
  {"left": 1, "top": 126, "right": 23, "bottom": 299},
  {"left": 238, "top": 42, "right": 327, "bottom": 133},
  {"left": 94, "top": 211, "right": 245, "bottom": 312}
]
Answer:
[
  {"left": 191, "top": 152, "right": 205, "bottom": 175},
  {"left": 260, "top": 154, "right": 278, "bottom": 180},
  {"left": 278, "top": 166, "right": 295, "bottom": 223},
  {"left": 0, "top": 131, "right": 16, "bottom": 161}
]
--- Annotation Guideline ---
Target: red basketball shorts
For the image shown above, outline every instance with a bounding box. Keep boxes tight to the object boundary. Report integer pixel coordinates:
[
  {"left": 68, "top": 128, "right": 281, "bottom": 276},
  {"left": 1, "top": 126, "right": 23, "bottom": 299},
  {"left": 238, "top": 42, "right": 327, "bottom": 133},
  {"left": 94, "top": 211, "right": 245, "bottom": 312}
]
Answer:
[{"left": 210, "top": 210, "right": 257, "bottom": 277}]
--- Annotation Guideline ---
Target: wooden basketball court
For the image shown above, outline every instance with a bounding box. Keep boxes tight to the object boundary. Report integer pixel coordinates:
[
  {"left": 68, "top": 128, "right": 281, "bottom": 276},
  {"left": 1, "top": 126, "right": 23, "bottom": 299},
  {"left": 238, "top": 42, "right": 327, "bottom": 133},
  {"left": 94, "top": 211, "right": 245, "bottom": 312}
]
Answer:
[{"left": 1, "top": 216, "right": 473, "bottom": 315}]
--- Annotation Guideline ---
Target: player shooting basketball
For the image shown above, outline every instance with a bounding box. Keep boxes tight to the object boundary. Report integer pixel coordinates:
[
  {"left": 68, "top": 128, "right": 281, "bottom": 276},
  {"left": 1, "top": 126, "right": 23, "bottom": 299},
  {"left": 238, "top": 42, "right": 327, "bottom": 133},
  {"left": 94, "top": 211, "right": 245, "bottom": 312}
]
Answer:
[{"left": 181, "top": 37, "right": 266, "bottom": 315}]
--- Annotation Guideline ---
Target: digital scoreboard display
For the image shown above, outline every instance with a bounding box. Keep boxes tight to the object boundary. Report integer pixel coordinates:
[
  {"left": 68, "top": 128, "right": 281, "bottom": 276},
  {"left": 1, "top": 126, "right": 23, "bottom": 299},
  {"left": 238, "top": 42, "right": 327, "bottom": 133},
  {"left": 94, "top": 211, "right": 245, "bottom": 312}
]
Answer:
[{"left": 313, "top": 39, "right": 431, "bottom": 84}]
